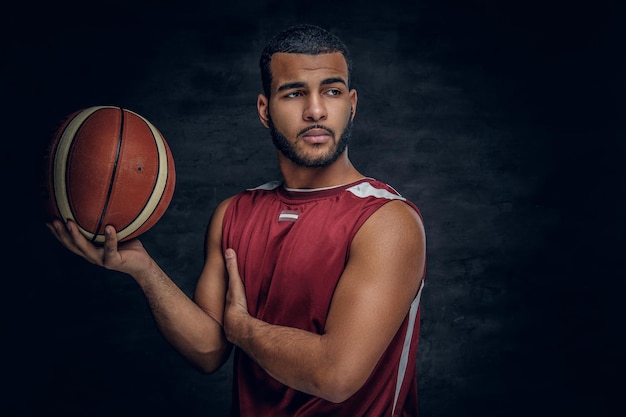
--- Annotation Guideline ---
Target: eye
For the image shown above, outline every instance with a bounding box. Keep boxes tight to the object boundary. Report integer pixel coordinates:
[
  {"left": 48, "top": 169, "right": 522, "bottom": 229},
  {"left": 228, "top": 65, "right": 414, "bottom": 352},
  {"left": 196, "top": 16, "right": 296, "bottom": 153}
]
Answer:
[
  {"left": 325, "top": 88, "right": 342, "bottom": 96},
  {"left": 285, "top": 91, "right": 303, "bottom": 98}
]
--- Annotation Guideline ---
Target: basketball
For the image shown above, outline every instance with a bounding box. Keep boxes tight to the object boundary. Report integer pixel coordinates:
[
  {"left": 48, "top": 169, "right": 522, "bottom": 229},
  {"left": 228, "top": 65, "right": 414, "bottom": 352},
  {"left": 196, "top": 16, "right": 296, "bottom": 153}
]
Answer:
[{"left": 43, "top": 106, "right": 176, "bottom": 243}]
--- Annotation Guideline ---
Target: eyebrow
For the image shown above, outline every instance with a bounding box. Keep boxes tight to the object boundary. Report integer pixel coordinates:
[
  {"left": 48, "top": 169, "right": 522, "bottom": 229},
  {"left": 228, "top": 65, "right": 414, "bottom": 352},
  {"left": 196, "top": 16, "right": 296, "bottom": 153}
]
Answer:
[
  {"left": 276, "top": 77, "right": 348, "bottom": 92},
  {"left": 277, "top": 82, "right": 306, "bottom": 92},
  {"left": 321, "top": 77, "right": 347, "bottom": 87}
]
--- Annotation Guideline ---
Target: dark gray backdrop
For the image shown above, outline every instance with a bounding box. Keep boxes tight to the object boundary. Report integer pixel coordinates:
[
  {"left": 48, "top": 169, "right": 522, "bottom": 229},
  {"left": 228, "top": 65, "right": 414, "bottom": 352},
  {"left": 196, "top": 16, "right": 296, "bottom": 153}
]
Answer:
[{"left": 2, "top": 1, "right": 623, "bottom": 416}]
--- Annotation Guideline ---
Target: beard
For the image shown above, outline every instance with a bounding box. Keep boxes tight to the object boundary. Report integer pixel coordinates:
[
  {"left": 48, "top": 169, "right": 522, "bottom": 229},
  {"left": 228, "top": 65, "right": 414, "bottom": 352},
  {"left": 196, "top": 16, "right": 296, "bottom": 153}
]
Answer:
[{"left": 268, "top": 117, "right": 353, "bottom": 168}]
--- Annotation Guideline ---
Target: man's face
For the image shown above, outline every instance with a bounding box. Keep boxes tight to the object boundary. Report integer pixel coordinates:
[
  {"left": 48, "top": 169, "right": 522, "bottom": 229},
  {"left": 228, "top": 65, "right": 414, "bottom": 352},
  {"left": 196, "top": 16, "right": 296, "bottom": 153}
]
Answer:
[{"left": 257, "top": 52, "right": 357, "bottom": 168}]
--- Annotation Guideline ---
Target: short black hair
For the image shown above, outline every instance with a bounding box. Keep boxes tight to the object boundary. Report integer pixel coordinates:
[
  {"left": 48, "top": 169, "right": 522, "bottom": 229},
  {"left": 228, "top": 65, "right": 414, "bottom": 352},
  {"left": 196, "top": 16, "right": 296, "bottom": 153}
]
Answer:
[{"left": 259, "top": 24, "right": 352, "bottom": 97}]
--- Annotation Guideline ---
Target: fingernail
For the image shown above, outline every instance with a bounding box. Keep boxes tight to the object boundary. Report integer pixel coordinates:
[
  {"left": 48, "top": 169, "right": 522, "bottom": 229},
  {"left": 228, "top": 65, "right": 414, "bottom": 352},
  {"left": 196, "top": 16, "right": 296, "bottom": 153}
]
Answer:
[{"left": 225, "top": 249, "right": 234, "bottom": 259}]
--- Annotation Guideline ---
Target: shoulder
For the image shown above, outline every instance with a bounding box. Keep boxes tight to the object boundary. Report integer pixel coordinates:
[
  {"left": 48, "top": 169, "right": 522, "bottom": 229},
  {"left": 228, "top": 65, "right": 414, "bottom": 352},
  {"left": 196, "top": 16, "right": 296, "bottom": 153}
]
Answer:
[
  {"left": 204, "top": 196, "right": 236, "bottom": 245},
  {"left": 213, "top": 195, "right": 236, "bottom": 221},
  {"left": 347, "top": 179, "right": 423, "bottom": 228},
  {"left": 345, "top": 179, "right": 422, "bottom": 217},
  {"left": 349, "top": 178, "right": 426, "bottom": 265},
  {"left": 362, "top": 199, "right": 425, "bottom": 244}
]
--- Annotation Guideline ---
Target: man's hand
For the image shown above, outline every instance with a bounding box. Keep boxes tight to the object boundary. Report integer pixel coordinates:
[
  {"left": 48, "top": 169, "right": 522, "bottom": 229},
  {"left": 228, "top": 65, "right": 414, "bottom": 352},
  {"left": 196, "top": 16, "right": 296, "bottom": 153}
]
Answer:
[
  {"left": 223, "top": 248, "right": 251, "bottom": 344},
  {"left": 46, "top": 219, "right": 152, "bottom": 277}
]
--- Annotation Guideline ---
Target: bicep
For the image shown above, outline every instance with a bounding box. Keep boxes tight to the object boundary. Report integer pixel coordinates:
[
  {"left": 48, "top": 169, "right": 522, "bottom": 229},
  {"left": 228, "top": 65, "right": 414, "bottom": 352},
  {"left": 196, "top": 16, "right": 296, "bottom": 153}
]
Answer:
[
  {"left": 193, "top": 197, "right": 234, "bottom": 326},
  {"left": 323, "top": 200, "right": 425, "bottom": 383}
]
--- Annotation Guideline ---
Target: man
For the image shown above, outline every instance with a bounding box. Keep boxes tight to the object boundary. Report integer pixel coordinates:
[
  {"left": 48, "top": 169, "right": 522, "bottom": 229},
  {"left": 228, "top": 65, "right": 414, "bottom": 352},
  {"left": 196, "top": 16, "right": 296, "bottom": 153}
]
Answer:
[{"left": 47, "top": 24, "right": 426, "bottom": 416}]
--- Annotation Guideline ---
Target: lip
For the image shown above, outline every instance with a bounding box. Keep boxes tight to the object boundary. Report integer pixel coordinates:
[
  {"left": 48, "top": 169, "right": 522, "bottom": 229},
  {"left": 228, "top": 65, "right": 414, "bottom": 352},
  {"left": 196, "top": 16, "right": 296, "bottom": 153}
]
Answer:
[{"left": 300, "top": 128, "right": 332, "bottom": 144}]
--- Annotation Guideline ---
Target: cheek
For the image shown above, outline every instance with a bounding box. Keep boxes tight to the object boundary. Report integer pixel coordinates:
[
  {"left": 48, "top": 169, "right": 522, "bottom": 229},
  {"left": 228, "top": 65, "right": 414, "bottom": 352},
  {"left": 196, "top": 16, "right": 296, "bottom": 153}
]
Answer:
[
  {"left": 335, "top": 104, "right": 353, "bottom": 125},
  {"left": 269, "top": 106, "right": 298, "bottom": 133},
  {"left": 331, "top": 100, "right": 351, "bottom": 117}
]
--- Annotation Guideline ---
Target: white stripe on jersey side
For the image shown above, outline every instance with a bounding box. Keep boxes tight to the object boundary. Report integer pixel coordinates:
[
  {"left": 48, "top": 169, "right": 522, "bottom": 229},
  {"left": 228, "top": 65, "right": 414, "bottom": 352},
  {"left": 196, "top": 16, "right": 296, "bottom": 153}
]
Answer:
[
  {"left": 346, "top": 182, "right": 406, "bottom": 201},
  {"left": 392, "top": 280, "right": 424, "bottom": 416}
]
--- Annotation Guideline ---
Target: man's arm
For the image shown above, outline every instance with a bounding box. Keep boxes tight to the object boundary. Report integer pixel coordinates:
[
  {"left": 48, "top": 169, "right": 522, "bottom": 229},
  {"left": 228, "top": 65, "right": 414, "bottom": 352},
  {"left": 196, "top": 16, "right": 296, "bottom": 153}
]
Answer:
[
  {"left": 223, "top": 200, "right": 426, "bottom": 402},
  {"left": 46, "top": 197, "right": 233, "bottom": 373}
]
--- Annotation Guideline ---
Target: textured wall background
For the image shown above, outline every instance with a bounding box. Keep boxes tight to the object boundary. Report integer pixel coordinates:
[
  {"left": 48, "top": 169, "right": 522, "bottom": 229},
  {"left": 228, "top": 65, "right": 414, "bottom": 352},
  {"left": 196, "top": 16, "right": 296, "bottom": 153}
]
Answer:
[{"left": 2, "top": 1, "right": 622, "bottom": 416}]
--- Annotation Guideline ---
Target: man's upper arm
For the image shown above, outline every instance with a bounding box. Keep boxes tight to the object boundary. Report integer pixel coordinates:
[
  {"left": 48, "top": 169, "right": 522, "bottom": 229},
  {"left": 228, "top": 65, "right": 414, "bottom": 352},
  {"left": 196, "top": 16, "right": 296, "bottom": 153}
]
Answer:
[
  {"left": 194, "top": 197, "right": 234, "bottom": 326},
  {"left": 322, "top": 199, "right": 426, "bottom": 388}
]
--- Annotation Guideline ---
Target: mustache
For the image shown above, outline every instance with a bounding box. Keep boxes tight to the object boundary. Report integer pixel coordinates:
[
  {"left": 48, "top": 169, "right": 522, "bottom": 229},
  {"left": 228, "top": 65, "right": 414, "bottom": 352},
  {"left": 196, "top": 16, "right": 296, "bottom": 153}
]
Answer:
[{"left": 297, "top": 124, "right": 335, "bottom": 137}]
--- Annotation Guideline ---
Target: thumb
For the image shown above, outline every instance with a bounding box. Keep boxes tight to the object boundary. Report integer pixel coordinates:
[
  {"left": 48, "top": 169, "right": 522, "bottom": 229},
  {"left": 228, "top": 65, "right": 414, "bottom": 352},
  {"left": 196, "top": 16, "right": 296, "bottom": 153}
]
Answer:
[
  {"left": 224, "top": 248, "right": 248, "bottom": 309},
  {"left": 224, "top": 248, "right": 240, "bottom": 279}
]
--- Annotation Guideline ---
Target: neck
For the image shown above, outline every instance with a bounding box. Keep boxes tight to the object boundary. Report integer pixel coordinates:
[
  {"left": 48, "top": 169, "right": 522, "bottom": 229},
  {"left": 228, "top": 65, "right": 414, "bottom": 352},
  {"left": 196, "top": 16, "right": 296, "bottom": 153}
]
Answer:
[{"left": 278, "top": 151, "right": 364, "bottom": 189}]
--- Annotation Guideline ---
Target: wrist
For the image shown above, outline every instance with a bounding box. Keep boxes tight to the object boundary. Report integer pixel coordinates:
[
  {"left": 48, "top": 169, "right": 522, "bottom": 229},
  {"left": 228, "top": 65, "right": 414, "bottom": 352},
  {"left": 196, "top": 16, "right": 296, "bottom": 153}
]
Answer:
[
  {"left": 131, "top": 258, "right": 161, "bottom": 286},
  {"left": 225, "top": 309, "right": 255, "bottom": 347}
]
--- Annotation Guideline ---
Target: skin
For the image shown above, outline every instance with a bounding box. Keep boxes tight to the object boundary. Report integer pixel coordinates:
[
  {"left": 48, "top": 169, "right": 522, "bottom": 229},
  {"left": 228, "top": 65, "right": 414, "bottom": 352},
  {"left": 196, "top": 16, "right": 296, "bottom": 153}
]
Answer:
[
  {"left": 258, "top": 52, "right": 361, "bottom": 188},
  {"left": 47, "top": 51, "right": 426, "bottom": 404}
]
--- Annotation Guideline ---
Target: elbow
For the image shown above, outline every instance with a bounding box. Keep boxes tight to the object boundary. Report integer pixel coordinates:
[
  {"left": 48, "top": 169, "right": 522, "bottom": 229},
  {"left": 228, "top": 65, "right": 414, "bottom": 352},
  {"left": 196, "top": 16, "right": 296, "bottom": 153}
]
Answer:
[
  {"left": 189, "top": 343, "right": 233, "bottom": 374},
  {"left": 314, "top": 368, "right": 366, "bottom": 403},
  {"left": 194, "top": 359, "right": 220, "bottom": 375},
  {"left": 323, "top": 390, "right": 357, "bottom": 404},
  {"left": 320, "top": 382, "right": 361, "bottom": 404}
]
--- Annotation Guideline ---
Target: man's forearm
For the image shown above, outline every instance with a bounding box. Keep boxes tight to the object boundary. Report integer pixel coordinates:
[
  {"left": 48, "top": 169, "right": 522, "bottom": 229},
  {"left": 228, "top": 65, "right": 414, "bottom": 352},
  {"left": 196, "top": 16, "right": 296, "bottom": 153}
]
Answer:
[
  {"left": 134, "top": 260, "right": 230, "bottom": 372},
  {"left": 227, "top": 313, "right": 359, "bottom": 403}
]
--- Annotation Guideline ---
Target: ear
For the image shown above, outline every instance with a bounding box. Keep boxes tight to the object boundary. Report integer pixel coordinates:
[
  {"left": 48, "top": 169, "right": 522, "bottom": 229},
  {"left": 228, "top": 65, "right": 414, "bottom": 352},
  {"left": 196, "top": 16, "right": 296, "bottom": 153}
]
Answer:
[
  {"left": 349, "top": 89, "right": 358, "bottom": 121},
  {"left": 257, "top": 94, "right": 270, "bottom": 128}
]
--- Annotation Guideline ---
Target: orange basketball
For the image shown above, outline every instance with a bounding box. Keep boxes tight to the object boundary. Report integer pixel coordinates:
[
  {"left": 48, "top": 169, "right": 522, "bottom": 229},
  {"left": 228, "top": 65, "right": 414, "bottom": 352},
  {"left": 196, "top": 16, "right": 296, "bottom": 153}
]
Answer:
[{"left": 44, "top": 106, "right": 176, "bottom": 243}]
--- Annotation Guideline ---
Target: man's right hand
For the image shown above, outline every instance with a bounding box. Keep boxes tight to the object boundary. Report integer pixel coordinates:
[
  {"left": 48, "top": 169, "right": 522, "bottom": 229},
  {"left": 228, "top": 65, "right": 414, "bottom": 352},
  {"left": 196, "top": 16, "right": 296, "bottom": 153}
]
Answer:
[{"left": 46, "top": 219, "right": 152, "bottom": 277}]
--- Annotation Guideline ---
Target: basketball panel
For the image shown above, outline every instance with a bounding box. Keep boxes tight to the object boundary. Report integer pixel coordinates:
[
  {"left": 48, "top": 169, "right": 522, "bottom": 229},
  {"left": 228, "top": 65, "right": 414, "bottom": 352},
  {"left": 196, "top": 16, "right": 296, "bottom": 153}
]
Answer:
[
  {"left": 66, "top": 107, "right": 123, "bottom": 234},
  {"left": 50, "top": 106, "right": 114, "bottom": 229},
  {"left": 112, "top": 111, "right": 176, "bottom": 242},
  {"left": 98, "top": 110, "right": 161, "bottom": 239},
  {"left": 43, "top": 108, "right": 84, "bottom": 221}
]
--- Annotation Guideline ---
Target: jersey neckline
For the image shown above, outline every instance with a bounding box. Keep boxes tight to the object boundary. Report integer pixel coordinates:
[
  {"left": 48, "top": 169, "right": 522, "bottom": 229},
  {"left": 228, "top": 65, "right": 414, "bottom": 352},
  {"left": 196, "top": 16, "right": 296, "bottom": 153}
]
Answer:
[{"left": 278, "top": 177, "right": 375, "bottom": 201}]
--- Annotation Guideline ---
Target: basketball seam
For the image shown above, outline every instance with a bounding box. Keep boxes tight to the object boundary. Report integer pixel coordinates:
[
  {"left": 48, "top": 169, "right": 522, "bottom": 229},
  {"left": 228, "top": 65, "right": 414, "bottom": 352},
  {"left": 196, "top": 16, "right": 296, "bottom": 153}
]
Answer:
[{"left": 92, "top": 107, "right": 124, "bottom": 243}]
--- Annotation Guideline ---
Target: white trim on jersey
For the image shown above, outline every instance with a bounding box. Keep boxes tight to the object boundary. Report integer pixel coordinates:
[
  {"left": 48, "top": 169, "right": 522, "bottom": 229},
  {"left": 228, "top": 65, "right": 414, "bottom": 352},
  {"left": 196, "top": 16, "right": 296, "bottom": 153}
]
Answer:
[
  {"left": 392, "top": 279, "right": 425, "bottom": 416},
  {"left": 249, "top": 180, "right": 281, "bottom": 191},
  {"left": 347, "top": 182, "right": 407, "bottom": 201},
  {"left": 284, "top": 181, "right": 358, "bottom": 193}
]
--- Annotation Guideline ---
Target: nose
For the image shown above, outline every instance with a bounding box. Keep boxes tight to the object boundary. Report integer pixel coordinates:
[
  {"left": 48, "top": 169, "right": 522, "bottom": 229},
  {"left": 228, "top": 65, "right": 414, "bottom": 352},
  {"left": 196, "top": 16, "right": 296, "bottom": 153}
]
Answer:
[{"left": 302, "top": 94, "right": 327, "bottom": 122}]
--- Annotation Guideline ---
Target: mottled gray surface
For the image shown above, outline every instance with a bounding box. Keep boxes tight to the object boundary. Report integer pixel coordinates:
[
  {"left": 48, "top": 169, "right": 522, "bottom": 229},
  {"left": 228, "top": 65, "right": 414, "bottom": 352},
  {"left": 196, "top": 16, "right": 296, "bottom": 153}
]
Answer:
[{"left": 3, "top": 1, "right": 623, "bottom": 416}]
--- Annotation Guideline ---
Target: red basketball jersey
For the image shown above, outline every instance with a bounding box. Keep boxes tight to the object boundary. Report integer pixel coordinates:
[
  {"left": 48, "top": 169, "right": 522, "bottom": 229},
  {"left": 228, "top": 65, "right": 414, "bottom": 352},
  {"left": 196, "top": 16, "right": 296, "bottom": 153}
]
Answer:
[{"left": 222, "top": 178, "right": 425, "bottom": 417}]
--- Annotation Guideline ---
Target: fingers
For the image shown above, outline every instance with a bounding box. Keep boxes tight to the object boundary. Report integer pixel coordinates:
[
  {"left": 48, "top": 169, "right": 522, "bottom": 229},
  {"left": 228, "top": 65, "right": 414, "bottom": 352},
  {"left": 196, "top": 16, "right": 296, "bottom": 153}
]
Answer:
[
  {"left": 47, "top": 219, "right": 89, "bottom": 258},
  {"left": 46, "top": 219, "right": 116, "bottom": 267},
  {"left": 46, "top": 219, "right": 150, "bottom": 276}
]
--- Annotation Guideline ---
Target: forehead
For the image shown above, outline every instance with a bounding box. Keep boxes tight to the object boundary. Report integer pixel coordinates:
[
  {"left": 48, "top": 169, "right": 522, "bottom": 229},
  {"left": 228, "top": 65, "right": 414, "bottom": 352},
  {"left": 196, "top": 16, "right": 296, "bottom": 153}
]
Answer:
[{"left": 270, "top": 52, "right": 348, "bottom": 87}]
